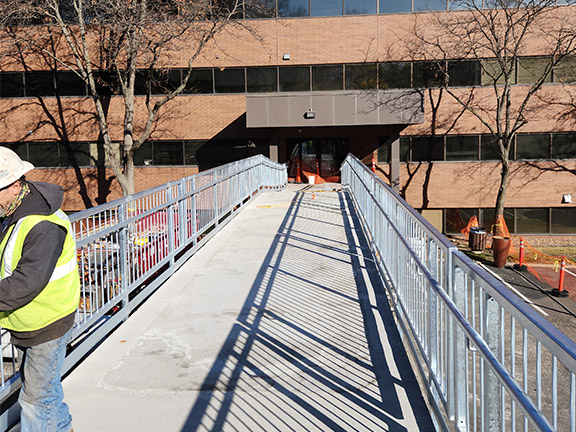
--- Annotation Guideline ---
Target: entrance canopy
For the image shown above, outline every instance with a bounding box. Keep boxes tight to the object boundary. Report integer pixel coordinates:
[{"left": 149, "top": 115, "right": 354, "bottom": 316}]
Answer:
[{"left": 246, "top": 89, "right": 424, "bottom": 128}]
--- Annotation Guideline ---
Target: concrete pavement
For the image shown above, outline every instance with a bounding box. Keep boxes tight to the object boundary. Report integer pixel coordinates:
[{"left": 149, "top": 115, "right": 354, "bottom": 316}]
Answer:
[{"left": 61, "top": 184, "right": 434, "bottom": 431}]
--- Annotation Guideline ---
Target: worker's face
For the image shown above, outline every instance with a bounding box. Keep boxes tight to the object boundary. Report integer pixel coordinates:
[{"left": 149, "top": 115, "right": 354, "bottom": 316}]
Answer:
[{"left": 0, "top": 181, "right": 21, "bottom": 216}]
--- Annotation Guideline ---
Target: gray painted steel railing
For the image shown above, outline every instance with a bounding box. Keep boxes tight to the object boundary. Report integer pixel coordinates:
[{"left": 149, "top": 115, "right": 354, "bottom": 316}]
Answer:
[
  {"left": 0, "top": 155, "right": 286, "bottom": 431},
  {"left": 341, "top": 154, "right": 576, "bottom": 432}
]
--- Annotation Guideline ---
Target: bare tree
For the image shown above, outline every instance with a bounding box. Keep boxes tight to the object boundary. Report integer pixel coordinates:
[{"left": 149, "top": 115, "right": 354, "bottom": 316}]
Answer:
[
  {"left": 0, "top": 0, "right": 267, "bottom": 196},
  {"left": 410, "top": 0, "right": 576, "bottom": 234}
]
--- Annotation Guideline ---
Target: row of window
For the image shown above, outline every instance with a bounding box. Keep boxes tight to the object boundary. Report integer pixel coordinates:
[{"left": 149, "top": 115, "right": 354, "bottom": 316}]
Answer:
[
  {"left": 238, "top": 0, "right": 570, "bottom": 18},
  {"left": 378, "top": 133, "right": 576, "bottom": 163},
  {"left": 445, "top": 207, "right": 576, "bottom": 234},
  {"left": 2, "top": 140, "right": 268, "bottom": 168},
  {"left": 1, "top": 56, "right": 575, "bottom": 98}
]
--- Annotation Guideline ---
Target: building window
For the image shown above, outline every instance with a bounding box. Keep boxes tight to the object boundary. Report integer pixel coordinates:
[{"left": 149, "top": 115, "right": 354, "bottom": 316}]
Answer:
[
  {"left": 56, "top": 72, "right": 87, "bottom": 97},
  {"left": 551, "top": 208, "right": 576, "bottom": 233},
  {"left": 554, "top": 57, "right": 576, "bottom": 83},
  {"left": 517, "top": 57, "right": 552, "bottom": 84},
  {"left": 379, "top": 0, "right": 411, "bottom": 12},
  {"left": 0, "top": 73, "right": 24, "bottom": 98},
  {"left": 25, "top": 72, "right": 55, "bottom": 97},
  {"left": 279, "top": 67, "right": 310, "bottom": 92},
  {"left": 28, "top": 143, "right": 60, "bottom": 167},
  {"left": 480, "top": 135, "right": 503, "bottom": 161},
  {"left": 214, "top": 68, "right": 245, "bottom": 93},
  {"left": 311, "top": 0, "right": 342, "bottom": 16},
  {"left": 345, "top": 63, "right": 377, "bottom": 90},
  {"left": 447, "top": 60, "right": 481, "bottom": 87},
  {"left": 399, "top": 137, "right": 411, "bottom": 162},
  {"left": 516, "top": 134, "right": 550, "bottom": 159},
  {"left": 154, "top": 141, "right": 184, "bottom": 165},
  {"left": 411, "top": 136, "right": 444, "bottom": 161},
  {"left": 480, "top": 208, "right": 515, "bottom": 233},
  {"left": 516, "top": 208, "right": 549, "bottom": 233},
  {"left": 445, "top": 208, "right": 478, "bottom": 233},
  {"left": 184, "top": 69, "right": 213, "bottom": 94},
  {"left": 345, "top": 0, "right": 376, "bottom": 15},
  {"left": 446, "top": 135, "right": 478, "bottom": 161},
  {"left": 312, "top": 65, "right": 343, "bottom": 91},
  {"left": 414, "top": 0, "right": 447, "bottom": 11},
  {"left": 59, "top": 142, "right": 91, "bottom": 167},
  {"left": 278, "top": 0, "right": 309, "bottom": 16},
  {"left": 133, "top": 142, "right": 153, "bottom": 166},
  {"left": 378, "top": 62, "right": 411, "bottom": 89},
  {"left": 247, "top": 68, "right": 277, "bottom": 92},
  {"left": 481, "top": 58, "right": 516, "bottom": 86},
  {"left": 551, "top": 133, "right": 576, "bottom": 159},
  {"left": 149, "top": 70, "right": 182, "bottom": 95},
  {"left": 184, "top": 141, "right": 205, "bottom": 165},
  {"left": 413, "top": 61, "right": 445, "bottom": 88}
]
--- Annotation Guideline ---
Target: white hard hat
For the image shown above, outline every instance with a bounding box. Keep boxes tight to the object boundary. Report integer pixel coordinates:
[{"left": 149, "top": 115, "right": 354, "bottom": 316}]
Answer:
[{"left": 0, "top": 147, "right": 34, "bottom": 189}]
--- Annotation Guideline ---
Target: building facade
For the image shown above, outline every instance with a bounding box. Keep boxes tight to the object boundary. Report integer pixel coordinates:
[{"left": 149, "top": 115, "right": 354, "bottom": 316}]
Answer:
[{"left": 0, "top": 1, "right": 575, "bottom": 235}]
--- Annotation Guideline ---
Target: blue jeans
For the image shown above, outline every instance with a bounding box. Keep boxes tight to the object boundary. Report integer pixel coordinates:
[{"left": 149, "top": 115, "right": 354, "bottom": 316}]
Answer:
[{"left": 17, "top": 329, "right": 73, "bottom": 432}]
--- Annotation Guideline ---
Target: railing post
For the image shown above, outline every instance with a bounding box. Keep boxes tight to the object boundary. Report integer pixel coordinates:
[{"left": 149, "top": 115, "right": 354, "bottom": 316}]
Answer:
[
  {"left": 427, "top": 239, "right": 439, "bottom": 382},
  {"left": 483, "top": 293, "right": 501, "bottom": 431},
  {"left": 191, "top": 177, "right": 198, "bottom": 246},
  {"left": 118, "top": 202, "right": 129, "bottom": 320},
  {"left": 178, "top": 179, "right": 186, "bottom": 249},
  {"left": 166, "top": 186, "right": 175, "bottom": 267},
  {"left": 214, "top": 179, "right": 219, "bottom": 227},
  {"left": 453, "top": 267, "right": 468, "bottom": 431}
]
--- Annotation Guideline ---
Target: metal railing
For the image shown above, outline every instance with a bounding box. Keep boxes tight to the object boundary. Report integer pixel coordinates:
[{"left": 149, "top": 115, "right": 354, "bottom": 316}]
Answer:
[
  {"left": 341, "top": 154, "right": 576, "bottom": 432},
  {"left": 0, "top": 155, "right": 286, "bottom": 430}
]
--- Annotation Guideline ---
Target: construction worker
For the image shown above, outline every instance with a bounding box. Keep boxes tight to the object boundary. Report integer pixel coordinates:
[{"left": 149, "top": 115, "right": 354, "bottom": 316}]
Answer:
[{"left": 0, "top": 147, "right": 79, "bottom": 432}]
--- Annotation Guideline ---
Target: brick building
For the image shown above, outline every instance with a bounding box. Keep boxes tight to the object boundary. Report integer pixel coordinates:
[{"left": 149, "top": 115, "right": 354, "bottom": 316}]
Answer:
[{"left": 1, "top": 1, "right": 575, "bottom": 235}]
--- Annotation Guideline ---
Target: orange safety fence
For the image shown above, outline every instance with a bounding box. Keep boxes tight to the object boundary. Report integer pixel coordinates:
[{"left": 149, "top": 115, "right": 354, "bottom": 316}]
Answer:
[{"left": 509, "top": 236, "right": 576, "bottom": 295}]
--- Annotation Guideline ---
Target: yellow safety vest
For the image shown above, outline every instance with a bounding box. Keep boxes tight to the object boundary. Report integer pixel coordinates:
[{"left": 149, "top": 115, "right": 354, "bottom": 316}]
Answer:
[{"left": 0, "top": 210, "right": 80, "bottom": 332}]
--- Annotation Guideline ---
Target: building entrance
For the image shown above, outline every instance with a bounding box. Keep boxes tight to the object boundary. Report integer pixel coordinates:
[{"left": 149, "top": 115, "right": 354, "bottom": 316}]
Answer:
[{"left": 287, "top": 138, "right": 349, "bottom": 181}]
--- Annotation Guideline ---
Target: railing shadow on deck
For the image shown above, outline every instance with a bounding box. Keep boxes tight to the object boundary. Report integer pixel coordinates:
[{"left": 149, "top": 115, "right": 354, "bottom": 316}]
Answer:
[{"left": 181, "top": 188, "right": 435, "bottom": 432}]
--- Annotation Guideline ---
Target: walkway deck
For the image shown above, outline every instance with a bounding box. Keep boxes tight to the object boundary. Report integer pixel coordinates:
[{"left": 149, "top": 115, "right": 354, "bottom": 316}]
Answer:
[{"left": 62, "top": 184, "right": 434, "bottom": 431}]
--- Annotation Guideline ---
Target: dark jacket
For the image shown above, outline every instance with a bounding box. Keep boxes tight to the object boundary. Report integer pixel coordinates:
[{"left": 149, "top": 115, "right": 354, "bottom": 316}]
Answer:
[{"left": 0, "top": 181, "right": 75, "bottom": 347}]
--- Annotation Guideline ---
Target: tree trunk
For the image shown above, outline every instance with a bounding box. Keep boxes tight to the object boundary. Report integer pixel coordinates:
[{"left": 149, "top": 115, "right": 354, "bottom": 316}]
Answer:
[{"left": 493, "top": 157, "right": 511, "bottom": 236}]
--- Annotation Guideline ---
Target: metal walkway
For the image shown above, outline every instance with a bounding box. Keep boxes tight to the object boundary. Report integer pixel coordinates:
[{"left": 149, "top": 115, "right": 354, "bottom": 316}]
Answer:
[{"left": 61, "top": 185, "right": 435, "bottom": 431}]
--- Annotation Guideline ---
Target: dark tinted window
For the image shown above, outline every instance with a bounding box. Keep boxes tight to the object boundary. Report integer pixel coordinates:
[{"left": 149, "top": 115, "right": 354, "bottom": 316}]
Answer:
[
  {"left": 245, "top": 0, "right": 276, "bottom": 17},
  {"left": 25, "top": 72, "right": 55, "bottom": 97},
  {"left": 413, "top": 61, "right": 445, "bottom": 88},
  {"left": 551, "top": 208, "right": 576, "bottom": 233},
  {"left": 551, "top": 133, "right": 576, "bottom": 159},
  {"left": 93, "top": 71, "right": 118, "bottom": 96},
  {"left": 247, "top": 68, "right": 277, "bottom": 92},
  {"left": 379, "top": 62, "right": 411, "bottom": 89},
  {"left": 312, "top": 65, "right": 343, "bottom": 91},
  {"left": 133, "top": 142, "right": 153, "bottom": 166},
  {"left": 279, "top": 67, "right": 310, "bottom": 92},
  {"left": 480, "top": 208, "right": 514, "bottom": 233},
  {"left": 184, "top": 141, "right": 206, "bottom": 165},
  {"left": 278, "top": 0, "right": 309, "bottom": 16},
  {"left": 378, "top": 137, "right": 391, "bottom": 163},
  {"left": 480, "top": 135, "right": 505, "bottom": 160},
  {"left": 311, "top": 0, "right": 342, "bottom": 16},
  {"left": 184, "top": 69, "right": 213, "bottom": 94},
  {"left": 345, "top": 64, "right": 377, "bottom": 90},
  {"left": 400, "top": 137, "right": 410, "bottom": 162},
  {"left": 60, "top": 142, "right": 91, "bottom": 167},
  {"left": 0, "top": 73, "right": 24, "bottom": 98},
  {"left": 56, "top": 72, "right": 86, "bottom": 96},
  {"left": 150, "top": 70, "right": 181, "bottom": 94},
  {"left": 345, "top": 0, "right": 376, "bottom": 14},
  {"left": 447, "top": 60, "right": 481, "bottom": 86},
  {"left": 28, "top": 143, "right": 59, "bottom": 166},
  {"left": 154, "top": 141, "right": 184, "bottom": 165},
  {"left": 446, "top": 135, "right": 478, "bottom": 160},
  {"left": 516, "top": 208, "right": 549, "bottom": 233},
  {"left": 6, "top": 143, "right": 27, "bottom": 160},
  {"left": 215, "top": 69, "right": 245, "bottom": 93},
  {"left": 411, "top": 136, "right": 443, "bottom": 161},
  {"left": 516, "top": 134, "right": 549, "bottom": 159},
  {"left": 554, "top": 57, "right": 576, "bottom": 83}
]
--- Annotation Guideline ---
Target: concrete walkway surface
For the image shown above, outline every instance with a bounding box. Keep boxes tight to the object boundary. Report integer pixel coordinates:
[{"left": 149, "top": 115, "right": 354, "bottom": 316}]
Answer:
[{"left": 61, "top": 184, "right": 434, "bottom": 431}]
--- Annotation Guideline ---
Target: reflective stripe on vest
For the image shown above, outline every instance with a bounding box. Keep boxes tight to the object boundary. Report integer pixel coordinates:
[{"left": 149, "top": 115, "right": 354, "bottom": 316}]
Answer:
[
  {"left": 0, "top": 209, "right": 80, "bottom": 332},
  {"left": 2, "top": 210, "right": 76, "bottom": 283}
]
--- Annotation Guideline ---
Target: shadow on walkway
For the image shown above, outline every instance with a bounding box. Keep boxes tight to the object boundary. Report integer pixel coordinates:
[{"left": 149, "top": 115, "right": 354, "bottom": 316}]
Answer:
[{"left": 182, "top": 188, "right": 434, "bottom": 431}]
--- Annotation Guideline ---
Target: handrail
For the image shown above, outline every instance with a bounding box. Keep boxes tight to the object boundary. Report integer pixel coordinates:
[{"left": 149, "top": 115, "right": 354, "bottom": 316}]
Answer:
[
  {"left": 0, "top": 155, "right": 287, "bottom": 431},
  {"left": 341, "top": 153, "right": 576, "bottom": 432}
]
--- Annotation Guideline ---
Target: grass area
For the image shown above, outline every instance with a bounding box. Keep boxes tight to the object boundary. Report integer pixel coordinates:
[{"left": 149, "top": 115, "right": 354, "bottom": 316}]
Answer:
[{"left": 535, "top": 247, "right": 576, "bottom": 263}]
